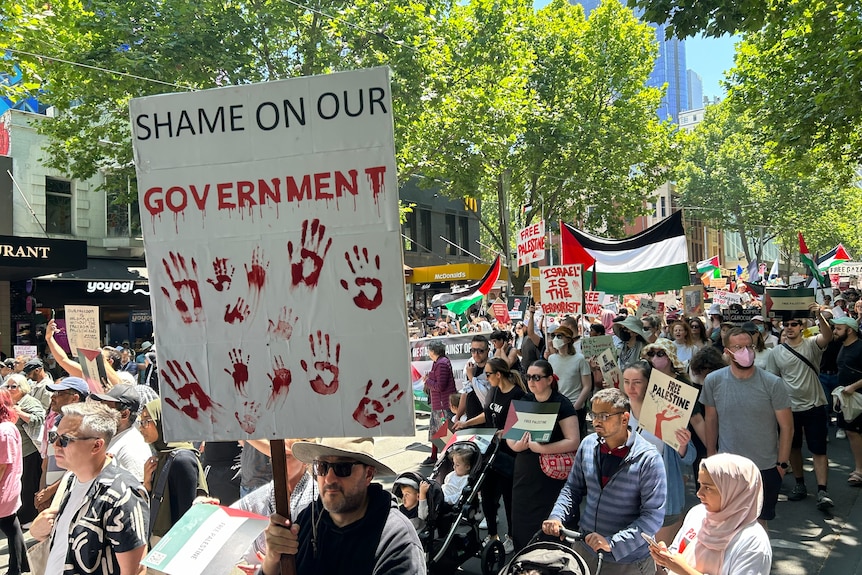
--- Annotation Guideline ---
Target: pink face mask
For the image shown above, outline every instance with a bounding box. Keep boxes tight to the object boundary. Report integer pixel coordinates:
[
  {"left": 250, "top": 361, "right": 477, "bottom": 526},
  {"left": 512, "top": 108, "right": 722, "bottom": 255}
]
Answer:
[
  {"left": 651, "top": 356, "right": 671, "bottom": 371},
  {"left": 730, "top": 347, "right": 755, "bottom": 368}
]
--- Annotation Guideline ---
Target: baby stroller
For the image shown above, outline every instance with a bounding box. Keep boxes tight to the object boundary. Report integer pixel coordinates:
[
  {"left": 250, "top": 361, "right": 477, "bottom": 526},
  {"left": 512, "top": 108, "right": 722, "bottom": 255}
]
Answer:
[
  {"left": 498, "top": 528, "right": 598, "bottom": 575},
  {"left": 421, "top": 435, "right": 508, "bottom": 575}
]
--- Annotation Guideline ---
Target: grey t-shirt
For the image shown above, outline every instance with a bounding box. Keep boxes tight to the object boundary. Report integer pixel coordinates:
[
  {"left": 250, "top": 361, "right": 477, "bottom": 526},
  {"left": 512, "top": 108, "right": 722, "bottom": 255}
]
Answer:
[
  {"left": 701, "top": 366, "right": 791, "bottom": 470},
  {"left": 766, "top": 337, "right": 827, "bottom": 410}
]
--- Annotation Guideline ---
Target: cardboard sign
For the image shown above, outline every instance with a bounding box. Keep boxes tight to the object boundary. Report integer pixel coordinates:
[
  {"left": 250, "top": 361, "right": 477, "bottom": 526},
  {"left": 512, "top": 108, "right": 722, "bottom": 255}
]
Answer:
[
  {"left": 491, "top": 301, "right": 511, "bottom": 324},
  {"left": 638, "top": 370, "right": 700, "bottom": 451},
  {"left": 765, "top": 287, "right": 816, "bottom": 315},
  {"left": 12, "top": 345, "right": 37, "bottom": 359},
  {"left": 580, "top": 335, "right": 615, "bottom": 359},
  {"left": 538, "top": 265, "right": 583, "bottom": 316},
  {"left": 833, "top": 262, "right": 862, "bottom": 276},
  {"left": 516, "top": 220, "right": 546, "bottom": 267},
  {"left": 636, "top": 297, "right": 659, "bottom": 318},
  {"left": 64, "top": 305, "right": 101, "bottom": 355},
  {"left": 503, "top": 400, "right": 560, "bottom": 443},
  {"left": 142, "top": 504, "right": 269, "bottom": 575},
  {"left": 598, "top": 348, "right": 622, "bottom": 389},
  {"left": 131, "top": 68, "right": 412, "bottom": 441},
  {"left": 724, "top": 307, "right": 760, "bottom": 323},
  {"left": 711, "top": 290, "right": 741, "bottom": 305},
  {"left": 584, "top": 291, "right": 605, "bottom": 316}
]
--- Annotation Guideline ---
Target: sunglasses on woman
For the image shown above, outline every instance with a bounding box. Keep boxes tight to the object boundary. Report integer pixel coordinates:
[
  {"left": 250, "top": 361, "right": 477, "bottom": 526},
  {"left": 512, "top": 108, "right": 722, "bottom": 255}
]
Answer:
[
  {"left": 525, "top": 374, "right": 548, "bottom": 382},
  {"left": 312, "top": 460, "right": 363, "bottom": 477},
  {"left": 645, "top": 350, "right": 667, "bottom": 358}
]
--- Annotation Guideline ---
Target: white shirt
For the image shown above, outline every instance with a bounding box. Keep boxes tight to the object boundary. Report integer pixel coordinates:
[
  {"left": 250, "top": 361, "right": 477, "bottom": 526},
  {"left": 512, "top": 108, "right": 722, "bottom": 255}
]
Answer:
[
  {"left": 442, "top": 471, "right": 470, "bottom": 505},
  {"left": 832, "top": 305, "right": 848, "bottom": 319},
  {"left": 45, "top": 476, "right": 95, "bottom": 575},
  {"left": 107, "top": 426, "right": 152, "bottom": 482}
]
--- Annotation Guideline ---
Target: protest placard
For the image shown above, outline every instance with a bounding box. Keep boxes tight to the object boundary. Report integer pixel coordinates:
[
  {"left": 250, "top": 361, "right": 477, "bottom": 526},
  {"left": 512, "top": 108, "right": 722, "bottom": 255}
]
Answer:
[
  {"left": 682, "top": 286, "right": 703, "bottom": 316},
  {"left": 503, "top": 400, "right": 560, "bottom": 443},
  {"left": 538, "top": 265, "right": 583, "bottom": 316},
  {"left": 580, "top": 335, "right": 615, "bottom": 359},
  {"left": 638, "top": 370, "right": 700, "bottom": 451},
  {"left": 508, "top": 296, "right": 528, "bottom": 321},
  {"left": 636, "top": 297, "right": 659, "bottom": 317},
  {"left": 12, "top": 345, "right": 37, "bottom": 359},
  {"left": 64, "top": 305, "right": 101, "bottom": 354},
  {"left": 131, "top": 68, "right": 412, "bottom": 441},
  {"left": 584, "top": 291, "right": 605, "bottom": 316},
  {"left": 142, "top": 504, "right": 269, "bottom": 575},
  {"left": 765, "top": 287, "right": 816, "bottom": 317},
  {"left": 711, "top": 290, "right": 741, "bottom": 305},
  {"left": 491, "top": 300, "right": 511, "bottom": 324},
  {"left": 598, "top": 348, "right": 622, "bottom": 389},
  {"left": 516, "top": 220, "right": 545, "bottom": 267}
]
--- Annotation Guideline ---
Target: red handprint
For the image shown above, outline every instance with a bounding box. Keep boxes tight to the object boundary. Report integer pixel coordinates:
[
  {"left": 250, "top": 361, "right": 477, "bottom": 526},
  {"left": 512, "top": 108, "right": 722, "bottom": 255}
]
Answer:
[
  {"left": 161, "top": 252, "right": 204, "bottom": 324},
  {"left": 300, "top": 331, "right": 341, "bottom": 395},
  {"left": 353, "top": 379, "right": 405, "bottom": 428},
  {"left": 244, "top": 246, "right": 270, "bottom": 295},
  {"left": 224, "top": 348, "right": 250, "bottom": 396},
  {"left": 267, "top": 356, "right": 292, "bottom": 408},
  {"left": 206, "top": 257, "right": 235, "bottom": 292},
  {"left": 224, "top": 298, "right": 251, "bottom": 324},
  {"left": 235, "top": 401, "right": 261, "bottom": 434},
  {"left": 268, "top": 307, "right": 299, "bottom": 341},
  {"left": 162, "top": 359, "right": 222, "bottom": 421},
  {"left": 287, "top": 218, "right": 332, "bottom": 288},
  {"left": 339, "top": 246, "right": 383, "bottom": 310}
]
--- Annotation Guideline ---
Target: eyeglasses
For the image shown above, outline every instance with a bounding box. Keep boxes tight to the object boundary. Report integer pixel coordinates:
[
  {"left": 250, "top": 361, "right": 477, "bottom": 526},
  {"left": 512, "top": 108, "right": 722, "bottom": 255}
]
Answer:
[
  {"left": 49, "top": 432, "right": 99, "bottom": 447},
  {"left": 786, "top": 321, "right": 803, "bottom": 327},
  {"left": 526, "top": 374, "right": 548, "bottom": 382},
  {"left": 645, "top": 350, "right": 667, "bottom": 358},
  {"left": 589, "top": 411, "right": 626, "bottom": 422},
  {"left": 470, "top": 348, "right": 488, "bottom": 354},
  {"left": 728, "top": 345, "right": 755, "bottom": 352},
  {"left": 139, "top": 417, "right": 154, "bottom": 427},
  {"left": 5, "top": 385, "right": 18, "bottom": 390},
  {"left": 312, "top": 460, "right": 363, "bottom": 477}
]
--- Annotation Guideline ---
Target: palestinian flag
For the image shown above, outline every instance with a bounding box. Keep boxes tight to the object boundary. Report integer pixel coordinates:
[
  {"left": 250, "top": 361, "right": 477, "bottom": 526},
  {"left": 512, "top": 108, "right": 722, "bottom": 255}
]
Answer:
[
  {"left": 560, "top": 212, "right": 690, "bottom": 295},
  {"left": 817, "top": 243, "right": 851, "bottom": 271},
  {"left": 430, "top": 256, "right": 501, "bottom": 315},
  {"left": 697, "top": 256, "right": 720, "bottom": 273},
  {"left": 798, "top": 233, "right": 829, "bottom": 287}
]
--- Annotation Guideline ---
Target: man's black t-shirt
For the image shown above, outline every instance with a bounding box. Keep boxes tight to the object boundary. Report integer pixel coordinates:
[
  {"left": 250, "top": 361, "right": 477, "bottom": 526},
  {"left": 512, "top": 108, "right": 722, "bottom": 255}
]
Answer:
[{"left": 837, "top": 339, "right": 862, "bottom": 387}]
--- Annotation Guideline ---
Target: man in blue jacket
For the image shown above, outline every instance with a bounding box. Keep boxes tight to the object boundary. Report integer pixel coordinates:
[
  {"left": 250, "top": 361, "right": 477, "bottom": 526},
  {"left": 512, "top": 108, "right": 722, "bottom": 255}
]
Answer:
[{"left": 543, "top": 387, "right": 666, "bottom": 574}]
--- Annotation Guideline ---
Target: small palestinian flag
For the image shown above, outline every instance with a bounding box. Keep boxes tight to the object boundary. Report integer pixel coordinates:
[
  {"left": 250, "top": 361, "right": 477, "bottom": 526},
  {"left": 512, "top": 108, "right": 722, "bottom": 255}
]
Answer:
[
  {"left": 798, "top": 233, "right": 829, "bottom": 287},
  {"left": 696, "top": 256, "right": 720, "bottom": 274},
  {"left": 817, "top": 244, "right": 851, "bottom": 271},
  {"left": 431, "top": 256, "right": 501, "bottom": 315}
]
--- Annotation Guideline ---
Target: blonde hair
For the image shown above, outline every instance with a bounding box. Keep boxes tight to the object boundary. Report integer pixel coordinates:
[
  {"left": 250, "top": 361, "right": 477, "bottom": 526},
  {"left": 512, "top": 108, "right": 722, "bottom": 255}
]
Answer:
[{"left": 6, "top": 374, "right": 29, "bottom": 394}]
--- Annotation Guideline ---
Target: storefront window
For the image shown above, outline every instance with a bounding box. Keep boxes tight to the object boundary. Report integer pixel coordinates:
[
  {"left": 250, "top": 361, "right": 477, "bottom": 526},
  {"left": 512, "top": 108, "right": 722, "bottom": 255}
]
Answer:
[
  {"left": 46, "top": 177, "right": 72, "bottom": 234},
  {"left": 402, "top": 209, "right": 417, "bottom": 251},
  {"left": 106, "top": 175, "right": 143, "bottom": 238}
]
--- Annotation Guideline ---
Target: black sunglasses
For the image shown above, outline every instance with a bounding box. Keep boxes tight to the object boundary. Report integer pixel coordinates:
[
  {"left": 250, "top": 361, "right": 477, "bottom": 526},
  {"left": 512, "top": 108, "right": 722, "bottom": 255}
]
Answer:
[
  {"left": 526, "top": 374, "right": 547, "bottom": 381},
  {"left": 49, "top": 431, "right": 99, "bottom": 447},
  {"left": 786, "top": 321, "right": 803, "bottom": 327},
  {"left": 646, "top": 350, "right": 667, "bottom": 358},
  {"left": 312, "top": 460, "right": 363, "bottom": 477}
]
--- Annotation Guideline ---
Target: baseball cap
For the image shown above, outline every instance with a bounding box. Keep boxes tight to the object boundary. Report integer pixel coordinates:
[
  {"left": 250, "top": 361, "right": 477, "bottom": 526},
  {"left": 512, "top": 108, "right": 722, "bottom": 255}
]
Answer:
[
  {"left": 831, "top": 317, "right": 859, "bottom": 332},
  {"left": 751, "top": 315, "right": 765, "bottom": 322},
  {"left": 114, "top": 346, "right": 125, "bottom": 352},
  {"left": 2, "top": 358, "right": 14, "bottom": 369},
  {"left": 90, "top": 384, "right": 141, "bottom": 412},
  {"left": 22, "top": 358, "right": 43, "bottom": 373},
  {"left": 46, "top": 377, "right": 89, "bottom": 397}
]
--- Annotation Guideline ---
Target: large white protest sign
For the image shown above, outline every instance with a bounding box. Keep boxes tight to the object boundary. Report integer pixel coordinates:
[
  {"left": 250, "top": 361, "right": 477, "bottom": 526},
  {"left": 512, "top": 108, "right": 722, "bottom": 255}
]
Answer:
[
  {"left": 131, "top": 68, "right": 412, "bottom": 441},
  {"left": 516, "top": 220, "right": 545, "bottom": 267},
  {"left": 638, "top": 370, "right": 699, "bottom": 451},
  {"left": 538, "top": 265, "right": 583, "bottom": 316}
]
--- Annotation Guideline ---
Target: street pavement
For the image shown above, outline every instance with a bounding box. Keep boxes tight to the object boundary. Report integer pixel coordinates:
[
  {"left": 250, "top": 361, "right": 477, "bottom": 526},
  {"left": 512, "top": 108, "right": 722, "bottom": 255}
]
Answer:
[{"left": 4, "top": 415, "right": 862, "bottom": 574}]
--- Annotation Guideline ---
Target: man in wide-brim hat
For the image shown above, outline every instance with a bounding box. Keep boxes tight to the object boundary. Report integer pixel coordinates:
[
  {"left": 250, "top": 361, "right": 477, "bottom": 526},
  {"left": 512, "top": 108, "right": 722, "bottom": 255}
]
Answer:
[{"left": 260, "top": 437, "right": 425, "bottom": 575}]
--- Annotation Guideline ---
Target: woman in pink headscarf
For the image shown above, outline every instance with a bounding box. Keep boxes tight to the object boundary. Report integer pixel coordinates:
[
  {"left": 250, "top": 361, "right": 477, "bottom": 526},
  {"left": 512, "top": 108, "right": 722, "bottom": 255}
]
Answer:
[{"left": 650, "top": 453, "right": 771, "bottom": 575}]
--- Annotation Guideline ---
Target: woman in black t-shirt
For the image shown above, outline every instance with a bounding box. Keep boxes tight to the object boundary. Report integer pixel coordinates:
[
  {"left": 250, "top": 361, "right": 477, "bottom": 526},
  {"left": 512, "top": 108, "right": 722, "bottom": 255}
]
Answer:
[
  {"left": 476, "top": 358, "right": 526, "bottom": 550},
  {"left": 507, "top": 360, "right": 580, "bottom": 552}
]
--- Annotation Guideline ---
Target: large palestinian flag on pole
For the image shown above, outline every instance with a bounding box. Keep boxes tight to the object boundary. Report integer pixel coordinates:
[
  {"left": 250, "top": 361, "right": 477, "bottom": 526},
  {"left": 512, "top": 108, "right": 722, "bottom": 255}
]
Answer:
[
  {"left": 798, "top": 233, "right": 829, "bottom": 287},
  {"left": 560, "top": 212, "right": 690, "bottom": 295},
  {"left": 430, "top": 256, "right": 501, "bottom": 315}
]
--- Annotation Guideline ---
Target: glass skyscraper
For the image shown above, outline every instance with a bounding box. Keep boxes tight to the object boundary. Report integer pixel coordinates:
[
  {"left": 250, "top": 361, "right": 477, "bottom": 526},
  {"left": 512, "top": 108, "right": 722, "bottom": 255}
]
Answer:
[{"left": 575, "top": 1, "right": 688, "bottom": 123}]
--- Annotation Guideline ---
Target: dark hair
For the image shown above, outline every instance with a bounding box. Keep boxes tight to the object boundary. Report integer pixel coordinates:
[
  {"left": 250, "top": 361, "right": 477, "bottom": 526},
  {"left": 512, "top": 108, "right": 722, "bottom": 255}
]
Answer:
[
  {"left": 448, "top": 393, "right": 462, "bottom": 408},
  {"left": 486, "top": 357, "right": 526, "bottom": 391},
  {"left": 489, "top": 330, "right": 512, "bottom": 343},
  {"left": 471, "top": 335, "right": 490, "bottom": 350},
  {"left": 622, "top": 360, "right": 652, "bottom": 380},
  {"left": 427, "top": 340, "right": 447, "bottom": 357},
  {"left": 528, "top": 359, "right": 557, "bottom": 392},
  {"left": 589, "top": 324, "right": 606, "bottom": 336},
  {"left": 689, "top": 346, "right": 727, "bottom": 378},
  {"left": 687, "top": 317, "right": 710, "bottom": 345}
]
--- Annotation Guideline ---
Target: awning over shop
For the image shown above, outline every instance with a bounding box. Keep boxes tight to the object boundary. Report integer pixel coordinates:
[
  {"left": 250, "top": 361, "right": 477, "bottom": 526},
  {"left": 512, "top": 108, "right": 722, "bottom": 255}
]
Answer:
[
  {"left": 37, "top": 257, "right": 148, "bottom": 282},
  {"left": 407, "top": 262, "right": 509, "bottom": 284},
  {"left": 0, "top": 235, "right": 88, "bottom": 282}
]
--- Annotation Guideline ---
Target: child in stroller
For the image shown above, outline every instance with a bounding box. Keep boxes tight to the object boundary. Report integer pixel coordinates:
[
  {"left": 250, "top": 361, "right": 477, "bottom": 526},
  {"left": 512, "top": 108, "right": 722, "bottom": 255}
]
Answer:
[{"left": 395, "top": 437, "right": 510, "bottom": 575}]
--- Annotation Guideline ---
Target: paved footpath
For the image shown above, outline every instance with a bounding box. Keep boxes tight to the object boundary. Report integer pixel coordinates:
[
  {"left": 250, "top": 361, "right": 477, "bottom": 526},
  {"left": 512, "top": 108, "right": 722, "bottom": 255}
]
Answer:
[{"left": 4, "top": 418, "right": 862, "bottom": 574}]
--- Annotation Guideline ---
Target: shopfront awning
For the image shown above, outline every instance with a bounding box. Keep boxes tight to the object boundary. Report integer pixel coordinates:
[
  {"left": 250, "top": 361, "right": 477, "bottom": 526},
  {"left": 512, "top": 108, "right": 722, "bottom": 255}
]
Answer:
[
  {"left": 0, "top": 235, "right": 88, "bottom": 282},
  {"left": 35, "top": 258, "right": 150, "bottom": 307},
  {"left": 37, "top": 257, "right": 148, "bottom": 282},
  {"left": 407, "top": 262, "right": 509, "bottom": 284}
]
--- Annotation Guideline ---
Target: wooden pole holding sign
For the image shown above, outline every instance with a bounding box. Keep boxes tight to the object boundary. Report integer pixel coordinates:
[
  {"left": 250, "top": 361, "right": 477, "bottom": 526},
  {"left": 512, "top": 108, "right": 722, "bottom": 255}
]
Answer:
[{"left": 269, "top": 440, "right": 296, "bottom": 575}]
